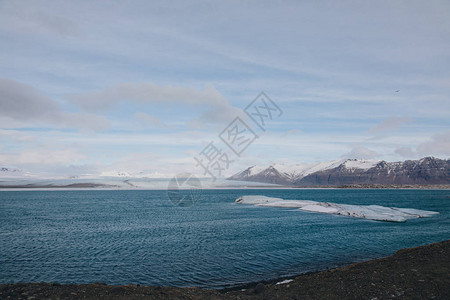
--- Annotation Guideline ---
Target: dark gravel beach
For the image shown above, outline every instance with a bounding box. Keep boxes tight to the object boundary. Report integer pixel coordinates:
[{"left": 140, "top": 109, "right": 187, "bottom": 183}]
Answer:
[{"left": 1, "top": 240, "right": 449, "bottom": 299}]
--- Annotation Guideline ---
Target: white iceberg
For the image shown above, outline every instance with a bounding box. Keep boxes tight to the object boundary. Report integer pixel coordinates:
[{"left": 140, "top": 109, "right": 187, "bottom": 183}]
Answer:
[
  {"left": 235, "top": 196, "right": 439, "bottom": 222},
  {"left": 276, "top": 279, "right": 294, "bottom": 285}
]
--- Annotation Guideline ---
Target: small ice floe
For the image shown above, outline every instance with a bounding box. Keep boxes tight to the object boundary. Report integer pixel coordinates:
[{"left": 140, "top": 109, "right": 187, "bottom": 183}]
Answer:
[
  {"left": 276, "top": 279, "right": 294, "bottom": 285},
  {"left": 235, "top": 196, "right": 439, "bottom": 223}
]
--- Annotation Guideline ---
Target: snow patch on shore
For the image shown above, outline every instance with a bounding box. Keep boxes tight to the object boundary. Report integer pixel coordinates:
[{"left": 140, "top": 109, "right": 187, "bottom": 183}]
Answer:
[{"left": 235, "top": 196, "right": 439, "bottom": 222}]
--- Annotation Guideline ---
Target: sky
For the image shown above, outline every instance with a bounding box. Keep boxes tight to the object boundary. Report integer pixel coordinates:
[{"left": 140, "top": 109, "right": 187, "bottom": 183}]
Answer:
[{"left": 0, "top": 0, "right": 449, "bottom": 178}]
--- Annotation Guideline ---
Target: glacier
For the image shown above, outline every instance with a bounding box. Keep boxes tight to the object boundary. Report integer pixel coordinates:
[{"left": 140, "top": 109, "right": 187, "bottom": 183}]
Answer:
[{"left": 235, "top": 195, "right": 439, "bottom": 222}]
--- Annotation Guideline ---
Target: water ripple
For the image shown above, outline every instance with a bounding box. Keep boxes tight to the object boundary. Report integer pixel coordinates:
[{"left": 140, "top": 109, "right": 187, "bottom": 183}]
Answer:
[{"left": 0, "top": 189, "right": 448, "bottom": 288}]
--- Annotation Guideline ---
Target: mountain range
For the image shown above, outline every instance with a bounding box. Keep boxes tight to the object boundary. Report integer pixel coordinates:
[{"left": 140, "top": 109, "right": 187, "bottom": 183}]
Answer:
[
  {"left": 228, "top": 157, "right": 450, "bottom": 186},
  {"left": 0, "top": 167, "right": 30, "bottom": 178}
]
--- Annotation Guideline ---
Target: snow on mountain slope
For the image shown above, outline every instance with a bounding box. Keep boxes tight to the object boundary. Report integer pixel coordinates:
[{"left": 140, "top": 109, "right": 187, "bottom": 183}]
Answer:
[
  {"left": 271, "top": 163, "right": 310, "bottom": 179},
  {"left": 245, "top": 165, "right": 268, "bottom": 176},
  {"left": 342, "top": 159, "right": 379, "bottom": 170},
  {"left": 299, "top": 159, "right": 349, "bottom": 176},
  {"left": 0, "top": 167, "right": 32, "bottom": 178},
  {"left": 100, "top": 171, "right": 133, "bottom": 177},
  {"left": 228, "top": 158, "right": 378, "bottom": 184},
  {"left": 229, "top": 157, "right": 449, "bottom": 186}
]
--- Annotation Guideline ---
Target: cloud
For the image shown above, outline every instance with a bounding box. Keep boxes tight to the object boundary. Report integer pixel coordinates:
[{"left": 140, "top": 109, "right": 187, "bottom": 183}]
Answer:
[
  {"left": 395, "top": 146, "right": 416, "bottom": 157},
  {"left": 0, "top": 2, "right": 78, "bottom": 37},
  {"left": 369, "top": 117, "right": 412, "bottom": 133},
  {"left": 72, "top": 83, "right": 225, "bottom": 110},
  {"left": 31, "top": 11, "right": 78, "bottom": 36},
  {"left": 341, "top": 146, "right": 379, "bottom": 159},
  {"left": 0, "top": 78, "right": 60, "bottom": 119},
  {"left": 392, "top": 131, "right": 450, "bottom": 158},
  {"left": 281, "top": 129, "right": 302, "bottom": 137},
  {"left": 0, "top": 78, "right": 109, "bottom": 130},
  {"left": 134, "top": 112, "right": 168, "bottom": 128},
  {"left": 70, "top": 82, "right": 241, "bottom": 127},
  {"left": 0, "top": 148, "right": 85, "bottom": 166},
  {"left": 417, "top": 130, "right": 450, "bottom": 156}
]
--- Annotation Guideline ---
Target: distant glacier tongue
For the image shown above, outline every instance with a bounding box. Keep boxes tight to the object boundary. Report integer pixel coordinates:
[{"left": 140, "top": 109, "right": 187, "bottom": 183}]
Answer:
[{"left": 235, "top": 196, "right": 439, "bottom": 222}]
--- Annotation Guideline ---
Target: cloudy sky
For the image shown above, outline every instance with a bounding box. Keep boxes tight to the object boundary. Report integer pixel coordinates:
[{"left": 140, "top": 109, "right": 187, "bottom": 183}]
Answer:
[{"left": 0, "top": 0, "right": 449, "bottom": 178}]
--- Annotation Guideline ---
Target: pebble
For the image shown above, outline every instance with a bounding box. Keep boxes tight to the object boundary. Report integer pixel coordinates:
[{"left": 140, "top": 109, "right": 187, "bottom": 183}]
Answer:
[{"left": 254, "top": 283, "right": 266, "bottom": 294}]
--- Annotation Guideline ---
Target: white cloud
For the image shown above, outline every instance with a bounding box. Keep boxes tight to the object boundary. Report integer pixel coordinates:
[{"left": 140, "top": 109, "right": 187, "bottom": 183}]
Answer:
[
  {"left": 134, "top": 112, "right": 168, "bottom": 128},
  {"left": 341, "top": 146, "right": 379, "bottom": 159},
  {"left": 0, "top": 78, "right": 109, "bottom": 131},
  {"left": 391, "top": 131, "right": 450, "bottom": 159},
  {"left": 0, "top": 148, "right": 85, "bottom": 166},
  {"left": 0, "top": 1, "right": 78, "bottom": 37},
  {"left": 394, "top": 146, "right": 416, "bottom": 158},
  {"left": 417, "top": 130, "right": 450, "bottom": 157},
  {"left": 369, "top": 117, "right": 412, "bottom": 133},
  {"left": 70, "top": 82, "right": 241, "bottom": 127},
  {"left": 72, "top": 82, "right": 225, "bottom": 110}
]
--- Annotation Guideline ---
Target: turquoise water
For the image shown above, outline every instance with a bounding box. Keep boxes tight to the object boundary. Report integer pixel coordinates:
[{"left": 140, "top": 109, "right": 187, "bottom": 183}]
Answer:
[{"left": 0, "top": 189, "right": 449, "bottom": 288}]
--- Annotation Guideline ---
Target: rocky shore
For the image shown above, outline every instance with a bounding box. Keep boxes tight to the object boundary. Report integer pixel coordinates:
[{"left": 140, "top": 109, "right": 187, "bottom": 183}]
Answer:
[
  {"left": 322, "top": 184, "right": 450, "bottom": 189},
  {"left": 1, "top": 240, "right": 449, "bottom": 299}
]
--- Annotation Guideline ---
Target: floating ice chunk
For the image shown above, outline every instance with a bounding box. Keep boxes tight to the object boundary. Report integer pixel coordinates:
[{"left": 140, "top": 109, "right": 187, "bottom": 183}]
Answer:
[
  {"left": 259, "top": 200, "right": 318, "bottom": 208},
  {"left": 276, "top": 279, "right": 294, "bottom": 285},
  {"left": 235, "top": 195, "right": 284, "bottom": 204},
  {"left": 300, "top": 204, "right": 340, "bottom": 214},
  {"left": 235, "top": 196, "right": 439, "bottom": 223},
  {"left": 391, "top": 207, "right": 439, "bottom": 218}
]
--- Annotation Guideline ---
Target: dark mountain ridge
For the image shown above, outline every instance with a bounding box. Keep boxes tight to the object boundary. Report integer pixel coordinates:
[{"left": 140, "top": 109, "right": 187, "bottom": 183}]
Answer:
[{"left": 229, "top": 157, "right": 450, "bottom": 186}]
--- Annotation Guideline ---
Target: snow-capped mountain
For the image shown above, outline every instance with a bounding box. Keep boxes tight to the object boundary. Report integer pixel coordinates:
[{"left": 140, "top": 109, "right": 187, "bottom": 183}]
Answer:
[
  {"left": 228, "top": 159, "right": 378, "bottom": 184},
  {"left": 0, "top": 167, "right": 31, "bottom": 178},
  {"left": 228, "top": 157, "right": 450, "bottom": 186},
  {"left": 1, "top": 167, "right": 19, "bottom": 173},
  {"left": 100, "top": 171, "right": 133, "bottom": 178}
]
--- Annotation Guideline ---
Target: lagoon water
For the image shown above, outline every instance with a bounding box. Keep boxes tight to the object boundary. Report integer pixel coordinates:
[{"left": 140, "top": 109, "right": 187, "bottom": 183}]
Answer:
[{"left": 0, "top": 189, "right": 449, "bottom": 288}]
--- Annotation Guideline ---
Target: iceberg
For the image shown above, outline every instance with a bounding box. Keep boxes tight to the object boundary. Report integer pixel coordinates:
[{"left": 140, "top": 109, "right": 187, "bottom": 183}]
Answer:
[
  {"left": 276, "top": 279, "right": 294, "bottom": 285},
  {"left": 235, "top": 196, "right": 439, "bottom": 222}
]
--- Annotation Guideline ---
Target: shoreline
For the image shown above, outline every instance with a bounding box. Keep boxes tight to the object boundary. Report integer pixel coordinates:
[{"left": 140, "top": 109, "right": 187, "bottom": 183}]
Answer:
[
  {"left": 1, "top": 240, "right": 449, "bottom": 299},
  {"left": 1, "top": 183, "right": 449, "bottom": 191}
]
